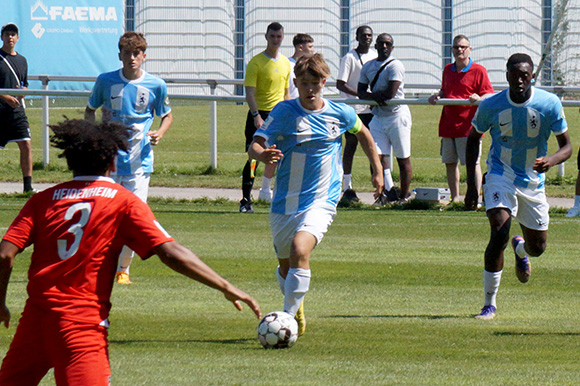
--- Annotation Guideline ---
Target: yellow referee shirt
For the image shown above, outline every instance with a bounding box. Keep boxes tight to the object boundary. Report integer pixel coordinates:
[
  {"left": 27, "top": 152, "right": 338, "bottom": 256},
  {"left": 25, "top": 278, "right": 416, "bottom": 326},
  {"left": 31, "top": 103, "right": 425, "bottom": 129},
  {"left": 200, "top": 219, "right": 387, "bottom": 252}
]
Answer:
[{"left": 244, "top": 52, "right": 291, "bottom": 111}]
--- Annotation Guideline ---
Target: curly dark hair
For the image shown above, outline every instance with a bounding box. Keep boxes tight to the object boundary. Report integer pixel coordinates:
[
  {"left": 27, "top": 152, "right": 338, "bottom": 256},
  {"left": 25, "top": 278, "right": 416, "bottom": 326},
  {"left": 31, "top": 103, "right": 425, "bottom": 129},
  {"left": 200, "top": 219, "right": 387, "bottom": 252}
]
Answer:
[{"left": 50, "top": 119, "right": 131, "bottom": 176}]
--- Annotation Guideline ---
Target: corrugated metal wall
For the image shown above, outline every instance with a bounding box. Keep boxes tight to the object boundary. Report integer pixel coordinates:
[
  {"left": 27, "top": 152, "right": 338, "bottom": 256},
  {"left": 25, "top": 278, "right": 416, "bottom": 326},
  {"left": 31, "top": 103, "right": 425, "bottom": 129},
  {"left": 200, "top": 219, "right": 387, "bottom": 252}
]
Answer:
[
  {"left": 136, "top": 0, "right": 237, "bottom": 95},
  {"left": 453, "top": 0, "right": 544, "bottom": 84},
  {"left": 132, "top": 1, "right": 564, "bottom": 95}
]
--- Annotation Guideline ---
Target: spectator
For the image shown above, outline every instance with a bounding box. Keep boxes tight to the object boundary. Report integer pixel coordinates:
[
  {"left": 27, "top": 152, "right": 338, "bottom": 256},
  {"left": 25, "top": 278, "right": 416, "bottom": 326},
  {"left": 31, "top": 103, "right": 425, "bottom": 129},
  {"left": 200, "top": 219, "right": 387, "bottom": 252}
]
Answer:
[
  {"left": 0, "top": 23, "right": 34, "bottom": 193},
  {"left": 429, "top": 34, "right": 494, "bottom": 204},
  {"left": 358, "top": 33, "right": 413, "bottom": 204},
  {"left": 288, "top": 33, "right": 314, "bottom": 99},
  {"left": 336, "top": 25, "right": 377, "bottom": 205},
  {"left": 565, "top": 148, "right": 580, "bottom": 217}
]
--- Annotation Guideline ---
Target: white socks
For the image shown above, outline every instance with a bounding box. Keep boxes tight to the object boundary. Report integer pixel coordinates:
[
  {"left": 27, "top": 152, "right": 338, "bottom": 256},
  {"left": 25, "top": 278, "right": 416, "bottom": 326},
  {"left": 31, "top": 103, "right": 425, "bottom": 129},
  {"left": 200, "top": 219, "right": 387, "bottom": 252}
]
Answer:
[
  {"left": 343, "top": 174, "right": 352, "bottom": 192},
  {"left": 515, "top": 240, "right": 527, "bottom": 258},
  {"left": 283, "top": 268, "right": 311, "bottom": 316},
  {"left": 383, "top": 169, "right": 394, "bottom": 191},
  {"left": 261, "top": 176, "right": 272, "bottom": 191},
  {"left": 483, "top": 270, "right": 502, "bottom": 307},
  {"left": 276, "top": 266, "right": 285, "bottom": 295},
  {"left": 117, "top": 246, "right": 134, "bottom": 274}
]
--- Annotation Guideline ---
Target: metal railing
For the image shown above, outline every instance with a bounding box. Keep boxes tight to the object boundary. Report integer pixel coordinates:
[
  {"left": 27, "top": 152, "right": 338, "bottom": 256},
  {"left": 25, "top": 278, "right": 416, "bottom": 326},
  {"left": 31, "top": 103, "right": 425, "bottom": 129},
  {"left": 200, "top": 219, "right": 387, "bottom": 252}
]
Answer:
[{"left": 2, "top": 75, "right": 576, "bottom": 175}]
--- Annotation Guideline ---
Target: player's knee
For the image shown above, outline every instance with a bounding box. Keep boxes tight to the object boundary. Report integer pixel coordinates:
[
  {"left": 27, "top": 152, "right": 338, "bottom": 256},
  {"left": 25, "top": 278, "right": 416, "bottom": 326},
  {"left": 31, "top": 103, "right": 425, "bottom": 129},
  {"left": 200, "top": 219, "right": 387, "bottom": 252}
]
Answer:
[
  {"left": 289, "top": 244, "right": 311, "bottom": 267},
  {"left": 526, "top": 240, "right": 546, "bottom": 257}
]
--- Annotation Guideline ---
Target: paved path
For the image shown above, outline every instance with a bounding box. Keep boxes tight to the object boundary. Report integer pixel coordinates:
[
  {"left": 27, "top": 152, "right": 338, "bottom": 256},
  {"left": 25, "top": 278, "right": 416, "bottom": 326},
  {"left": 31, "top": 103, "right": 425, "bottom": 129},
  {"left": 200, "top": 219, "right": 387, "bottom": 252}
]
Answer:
[{"left": 0, "top": 182, "right": 574, "bottom": 208}]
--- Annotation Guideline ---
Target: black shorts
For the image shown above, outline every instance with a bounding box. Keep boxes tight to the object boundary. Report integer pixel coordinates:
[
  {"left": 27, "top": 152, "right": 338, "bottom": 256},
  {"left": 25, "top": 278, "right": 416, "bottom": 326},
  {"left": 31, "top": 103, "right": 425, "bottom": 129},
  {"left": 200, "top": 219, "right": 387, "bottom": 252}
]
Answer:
[
  {"left": 245, "top": 110, "right": 270, "bottom": 151},
  {"left": 344, "top": 112, "right": 373, "bottom": 140},
  {"left": 0, "top": 109, "right": 30, "bottom": 148},
  {"left": 577, "top": 147, "right": 580, "bottom": 170}
]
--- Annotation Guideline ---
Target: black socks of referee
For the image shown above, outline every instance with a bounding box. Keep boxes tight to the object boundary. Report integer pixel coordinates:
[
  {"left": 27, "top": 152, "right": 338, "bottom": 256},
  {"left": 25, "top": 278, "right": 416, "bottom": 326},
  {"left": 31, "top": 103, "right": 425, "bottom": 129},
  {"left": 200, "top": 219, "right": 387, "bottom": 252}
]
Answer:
[{"left": 242, "top": 160, "right": 255, "bottom": 202}]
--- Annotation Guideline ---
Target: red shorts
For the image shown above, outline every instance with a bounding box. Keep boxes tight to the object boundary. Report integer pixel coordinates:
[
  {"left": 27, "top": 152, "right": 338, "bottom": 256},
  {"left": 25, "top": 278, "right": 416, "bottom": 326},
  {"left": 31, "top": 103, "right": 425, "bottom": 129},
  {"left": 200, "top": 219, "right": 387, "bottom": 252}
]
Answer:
[{"left": 0, "top": 303, "right": 110, "bottom": 386}]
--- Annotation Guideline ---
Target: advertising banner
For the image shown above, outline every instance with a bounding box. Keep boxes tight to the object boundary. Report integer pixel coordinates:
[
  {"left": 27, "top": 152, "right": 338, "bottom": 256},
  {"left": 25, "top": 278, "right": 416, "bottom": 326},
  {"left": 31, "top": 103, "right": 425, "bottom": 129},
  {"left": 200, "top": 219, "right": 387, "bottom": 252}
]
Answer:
[{"left": 2, "top": 0, "right": 124, "bottom": 90}]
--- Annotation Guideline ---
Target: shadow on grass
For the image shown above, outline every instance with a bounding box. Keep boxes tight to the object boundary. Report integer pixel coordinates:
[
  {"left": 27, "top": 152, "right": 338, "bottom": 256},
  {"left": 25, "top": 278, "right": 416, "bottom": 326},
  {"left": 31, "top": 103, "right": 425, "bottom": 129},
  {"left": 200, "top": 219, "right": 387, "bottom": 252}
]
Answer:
[
  {"left": 492, "top": 331, "right": 580, "bottom": 336},
  {"left": 325, "top": 314, "right": 463, "bottom": 320},
  {"left": 110, "top": 338, "right": 254, "bottom": 345}
]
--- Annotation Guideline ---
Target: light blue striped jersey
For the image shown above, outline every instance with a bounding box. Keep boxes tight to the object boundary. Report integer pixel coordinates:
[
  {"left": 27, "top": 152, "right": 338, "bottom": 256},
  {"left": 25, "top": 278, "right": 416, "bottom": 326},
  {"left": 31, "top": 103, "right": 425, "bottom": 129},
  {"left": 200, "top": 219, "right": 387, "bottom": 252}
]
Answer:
[
  {"left": 88, "top": 69, "right": 171, "bottom": 175},
  {"left": 255, "top": 98, "right": 362, "bottom": 215},
  {"left": 472, "top": 87, "right": 567, "bottom": 189}
]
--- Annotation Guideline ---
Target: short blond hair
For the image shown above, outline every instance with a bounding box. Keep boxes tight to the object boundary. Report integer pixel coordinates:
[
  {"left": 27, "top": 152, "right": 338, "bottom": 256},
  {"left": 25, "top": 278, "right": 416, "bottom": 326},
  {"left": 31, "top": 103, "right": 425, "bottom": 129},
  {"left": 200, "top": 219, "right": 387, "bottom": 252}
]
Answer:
[{"left": 294, "top": 53, "right": 331, "bottom": 79}]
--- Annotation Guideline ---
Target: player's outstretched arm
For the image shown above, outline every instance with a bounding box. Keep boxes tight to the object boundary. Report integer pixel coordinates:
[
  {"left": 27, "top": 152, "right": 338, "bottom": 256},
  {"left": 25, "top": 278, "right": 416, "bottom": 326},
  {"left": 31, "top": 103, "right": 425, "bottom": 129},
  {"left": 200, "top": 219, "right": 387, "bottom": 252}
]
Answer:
[
  {"left": 154, "top": 241, "right": 262, "bottom": 319},
  {"left": 355, "top": 125, "right": 384, "bottom": 198},
  {"left": 248, "top": 137, "right": 283, "bottom": 165},
  {"left": 0, "top": 241, "right": 19, "bottom": 328},
  {"left": 465, "top": 128, "right": 484, "bottom": 210}
]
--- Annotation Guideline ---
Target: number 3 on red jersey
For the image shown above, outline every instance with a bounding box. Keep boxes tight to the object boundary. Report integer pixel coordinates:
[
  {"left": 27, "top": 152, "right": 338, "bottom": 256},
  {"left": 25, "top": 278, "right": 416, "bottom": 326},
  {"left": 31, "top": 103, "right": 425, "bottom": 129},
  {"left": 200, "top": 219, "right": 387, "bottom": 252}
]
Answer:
[{"left": 57, "top": 202, "right": 92, "bottom": 260}]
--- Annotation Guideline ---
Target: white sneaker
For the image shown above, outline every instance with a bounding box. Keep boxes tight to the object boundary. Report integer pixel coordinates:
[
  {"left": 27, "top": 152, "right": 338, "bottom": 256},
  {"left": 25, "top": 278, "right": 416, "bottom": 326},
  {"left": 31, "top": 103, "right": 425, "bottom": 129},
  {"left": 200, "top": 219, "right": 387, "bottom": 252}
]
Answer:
[
  {"left": 566, "top": 206, "right": 580, "bottom": 217},
  {"left": 258, "top": 188, "right": 273, "bottom": 202}
]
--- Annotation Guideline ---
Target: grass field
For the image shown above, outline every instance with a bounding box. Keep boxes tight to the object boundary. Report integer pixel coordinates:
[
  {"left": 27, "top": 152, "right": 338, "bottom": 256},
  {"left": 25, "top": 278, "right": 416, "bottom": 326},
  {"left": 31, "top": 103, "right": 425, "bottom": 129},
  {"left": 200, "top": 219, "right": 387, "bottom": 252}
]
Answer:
[
  {"left": 1, "top": 196, "right": 579, "bottom": 385},
  {"left": 0, "top": 102, "right": 577, "bottom": 196}
]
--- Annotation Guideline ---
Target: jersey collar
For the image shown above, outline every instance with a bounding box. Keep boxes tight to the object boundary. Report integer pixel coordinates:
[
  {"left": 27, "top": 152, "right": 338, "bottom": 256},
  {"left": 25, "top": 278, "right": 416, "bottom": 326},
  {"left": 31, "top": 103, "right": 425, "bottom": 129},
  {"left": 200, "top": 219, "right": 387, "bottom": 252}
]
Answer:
[
  {"left": 119, "top": 68, "right": 146, "bottom": 83},
  {"left": 507, "top": 86, "right": 535, "bottom": 107},
  {"left": 451, "top": 58, "right": 473, "bottom": 73},
  {"left": 73, "top": 176, "right": 115, "bottom": 183}
]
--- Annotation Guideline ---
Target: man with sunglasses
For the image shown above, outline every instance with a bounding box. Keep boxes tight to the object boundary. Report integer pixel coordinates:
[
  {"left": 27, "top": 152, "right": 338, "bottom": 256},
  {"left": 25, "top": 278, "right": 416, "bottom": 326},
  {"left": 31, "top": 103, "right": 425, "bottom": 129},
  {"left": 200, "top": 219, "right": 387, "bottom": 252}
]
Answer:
[{"left": 429, "top": 35, "right": 494, "bottom": 204}]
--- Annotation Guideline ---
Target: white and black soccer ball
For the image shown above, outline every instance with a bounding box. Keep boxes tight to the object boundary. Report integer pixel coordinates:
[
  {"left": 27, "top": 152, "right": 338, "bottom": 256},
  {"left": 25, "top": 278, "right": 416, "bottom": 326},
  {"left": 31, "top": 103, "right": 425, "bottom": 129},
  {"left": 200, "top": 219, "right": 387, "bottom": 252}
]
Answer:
[{"left": 257, "top": 311, "right": 298, "bottom": 349}]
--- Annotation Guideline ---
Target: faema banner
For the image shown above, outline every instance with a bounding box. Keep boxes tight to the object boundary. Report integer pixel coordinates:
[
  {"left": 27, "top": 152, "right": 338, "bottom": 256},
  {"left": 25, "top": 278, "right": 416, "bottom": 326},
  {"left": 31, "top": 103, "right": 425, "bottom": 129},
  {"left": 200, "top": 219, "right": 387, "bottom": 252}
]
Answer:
[{"left": 3, "top": 0, "right": 124, "bottom": 90}]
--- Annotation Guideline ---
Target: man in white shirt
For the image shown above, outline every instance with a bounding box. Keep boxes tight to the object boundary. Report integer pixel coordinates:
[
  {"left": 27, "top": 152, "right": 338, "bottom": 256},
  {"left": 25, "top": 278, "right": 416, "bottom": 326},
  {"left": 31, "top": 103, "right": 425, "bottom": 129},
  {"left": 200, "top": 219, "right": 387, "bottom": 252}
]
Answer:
[
  {"left": 288, "top": 34, "right": 314, "bottom": 99},
  {"left": 336, "top": 26, "right": 377, "bottom": 205}
]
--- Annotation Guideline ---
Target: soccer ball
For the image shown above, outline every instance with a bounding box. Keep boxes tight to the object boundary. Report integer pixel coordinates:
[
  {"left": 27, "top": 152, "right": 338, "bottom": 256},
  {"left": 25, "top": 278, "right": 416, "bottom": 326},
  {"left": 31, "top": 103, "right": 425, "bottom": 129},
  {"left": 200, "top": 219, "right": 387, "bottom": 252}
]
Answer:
[{"left": 257, "top": 311, "right": 298, "bottom": 349}]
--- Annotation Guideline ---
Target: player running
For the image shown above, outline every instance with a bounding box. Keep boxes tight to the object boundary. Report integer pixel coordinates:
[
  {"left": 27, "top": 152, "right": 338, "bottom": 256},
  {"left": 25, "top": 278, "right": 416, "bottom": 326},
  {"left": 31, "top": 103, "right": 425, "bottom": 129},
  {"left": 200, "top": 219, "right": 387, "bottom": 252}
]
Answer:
[
  {"left": 248, "top": 53, "right": 383, "bottom": 336},
  {"left": 0, "top": 119, "right": 261, "bottom": 385},
  {"left": 85, "top": 32, "right": 173, "bottom": 285},
  {"left": 466, "top": 53, "right": 572, "bottom": 320}
]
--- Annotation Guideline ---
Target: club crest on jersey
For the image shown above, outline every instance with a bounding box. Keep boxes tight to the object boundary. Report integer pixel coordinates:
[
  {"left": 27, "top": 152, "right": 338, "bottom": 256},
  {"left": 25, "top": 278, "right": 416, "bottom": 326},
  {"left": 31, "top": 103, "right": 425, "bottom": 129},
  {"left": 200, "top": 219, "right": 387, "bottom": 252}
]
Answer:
[
  {"left": 135, "top": 87, "right": 149, "bottom": 113},
  {"left": 329, "top": 124, "right": 339, "bottom": 137}
]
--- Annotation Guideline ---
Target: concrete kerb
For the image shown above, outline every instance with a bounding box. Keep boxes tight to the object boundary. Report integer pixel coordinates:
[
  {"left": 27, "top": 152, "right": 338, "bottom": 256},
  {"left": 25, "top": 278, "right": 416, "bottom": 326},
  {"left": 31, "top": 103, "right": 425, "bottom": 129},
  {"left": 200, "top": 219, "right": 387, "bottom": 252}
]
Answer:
[{"left": 0, "top": 182, "right": 574, "bottom": 209}]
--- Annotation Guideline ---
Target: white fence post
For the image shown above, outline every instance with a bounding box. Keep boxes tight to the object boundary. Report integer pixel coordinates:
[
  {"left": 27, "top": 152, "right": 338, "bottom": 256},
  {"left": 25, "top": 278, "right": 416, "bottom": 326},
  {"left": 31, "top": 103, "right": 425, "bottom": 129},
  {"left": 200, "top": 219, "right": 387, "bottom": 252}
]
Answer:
[
  {"left": 208, "top": 80, "right": 218, "bottom": 169},
  {"left": 41, "top": 76, "right": 50, "bottom": 166}
]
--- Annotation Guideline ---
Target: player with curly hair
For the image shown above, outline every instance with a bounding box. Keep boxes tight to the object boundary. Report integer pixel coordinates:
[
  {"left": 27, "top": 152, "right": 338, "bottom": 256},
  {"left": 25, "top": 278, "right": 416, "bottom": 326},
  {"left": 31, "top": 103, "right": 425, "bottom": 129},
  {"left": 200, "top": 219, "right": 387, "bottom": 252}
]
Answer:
[{"left": 0, "top": 119, "right": 261, "bottom": 385}]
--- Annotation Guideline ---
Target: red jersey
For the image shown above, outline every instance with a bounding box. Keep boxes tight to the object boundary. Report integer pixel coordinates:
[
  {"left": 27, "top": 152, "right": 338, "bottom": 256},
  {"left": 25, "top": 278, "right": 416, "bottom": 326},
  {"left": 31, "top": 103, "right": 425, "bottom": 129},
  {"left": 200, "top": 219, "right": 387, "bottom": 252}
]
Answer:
[
  {"left": 438, "top": 60, "right": 494, "bottom": 138},
  {"left": 2, "top": 177, "right": 173, "bottom": 325}
]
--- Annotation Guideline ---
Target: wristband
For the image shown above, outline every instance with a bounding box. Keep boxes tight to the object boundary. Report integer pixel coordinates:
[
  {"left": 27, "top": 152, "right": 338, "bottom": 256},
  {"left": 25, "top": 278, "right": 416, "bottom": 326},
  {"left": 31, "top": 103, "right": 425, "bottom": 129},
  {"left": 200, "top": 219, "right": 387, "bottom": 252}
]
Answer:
[{"left": 251, "top": 111, "right": 259, "bottom": 117}]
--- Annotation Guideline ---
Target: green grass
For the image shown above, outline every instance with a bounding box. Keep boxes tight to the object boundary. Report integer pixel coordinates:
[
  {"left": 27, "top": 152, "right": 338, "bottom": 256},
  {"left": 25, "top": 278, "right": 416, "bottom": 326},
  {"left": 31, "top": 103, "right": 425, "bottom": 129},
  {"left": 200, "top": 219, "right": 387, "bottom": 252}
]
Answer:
[
  {"left": 0, "top": 103, "right": 577, "bottom": 196},
  {"left": 1, "top": 197, "right": 580, "bottom": 385}
]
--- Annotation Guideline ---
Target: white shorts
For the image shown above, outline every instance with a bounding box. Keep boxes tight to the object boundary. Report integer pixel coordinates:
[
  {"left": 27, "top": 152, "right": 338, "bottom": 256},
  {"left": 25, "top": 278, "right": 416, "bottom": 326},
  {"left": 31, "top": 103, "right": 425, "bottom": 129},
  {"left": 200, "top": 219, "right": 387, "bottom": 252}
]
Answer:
[
  {"left": 270, "top": 206, "right": 336, "bottom": 259},
  {"left": 113, "top": 172, "right": 150, "bottom": 203},
  {"left": 440, "top": 137, "right": 481, "bottom": 165},
  {"left": 483, "top": 173, "right": 549, "bottom": 231},
  {"left": 369, "top": 107, "right": 412, "bottom": 159}
]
